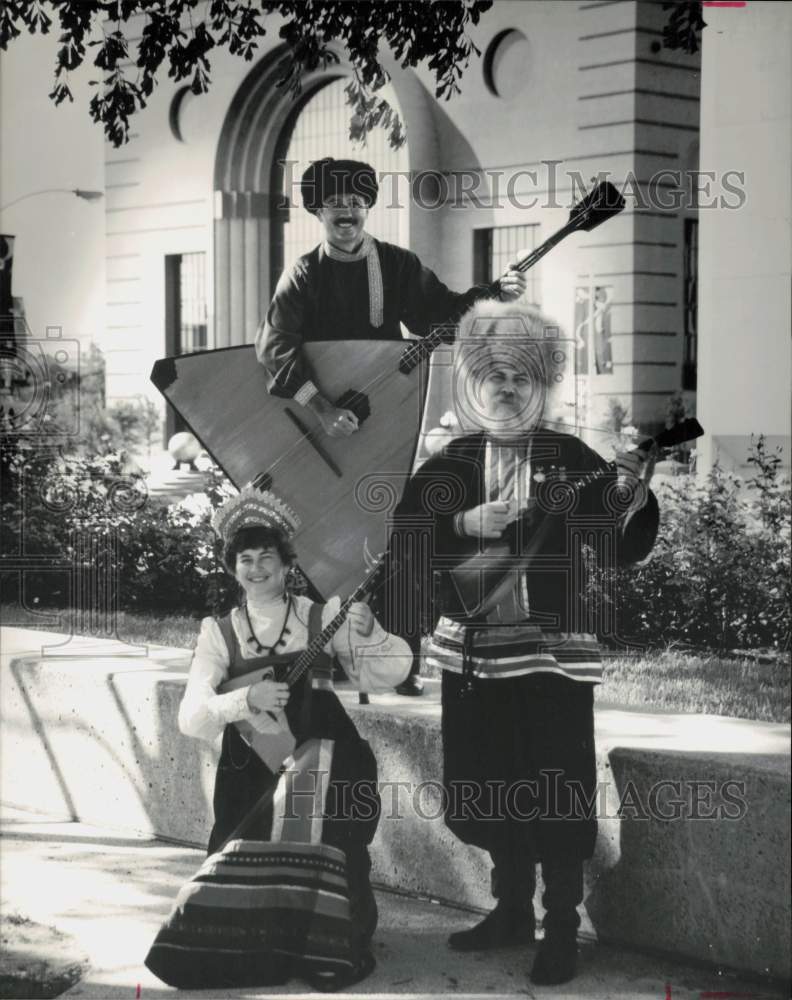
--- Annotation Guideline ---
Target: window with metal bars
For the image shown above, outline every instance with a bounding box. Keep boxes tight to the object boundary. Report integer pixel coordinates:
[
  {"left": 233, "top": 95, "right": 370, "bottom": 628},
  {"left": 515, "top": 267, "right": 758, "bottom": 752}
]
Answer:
[
  {"left": 165, "top": 252, "right": 209, "bottom": 356},
  {"left": 473, "top": 224, "right": 540, "bottom": 306},
  {"left": 164, "top": 252, "right": 209, "bottom": 437},
  {"left": 683, "top": 218, "right": 698, "bottom": 391}
]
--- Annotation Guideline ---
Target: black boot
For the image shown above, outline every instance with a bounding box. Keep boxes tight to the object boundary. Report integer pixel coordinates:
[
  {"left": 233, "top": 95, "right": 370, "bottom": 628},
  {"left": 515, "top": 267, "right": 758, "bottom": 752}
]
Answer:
[
  {"left": 529, "top": 859, "right": 583, "bottom": 986},
  {"left": 449, "top": 846, "right": 536, "bottom": 952},
  {"left": 530, "top": 928, "right": 577, "bottom": 985},
  {"left": 448, "top": 901, "right": 535, "bottom": 951}
]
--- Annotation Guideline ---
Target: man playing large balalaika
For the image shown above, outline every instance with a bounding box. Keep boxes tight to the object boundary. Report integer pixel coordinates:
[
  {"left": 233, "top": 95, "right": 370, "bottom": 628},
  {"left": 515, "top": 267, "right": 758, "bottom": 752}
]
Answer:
[
  {"left": 386, "top": 300, "right": 659, "bottom": 985},
  {"left": 255, "top": 156, "right": 527, "bottom": 441}
]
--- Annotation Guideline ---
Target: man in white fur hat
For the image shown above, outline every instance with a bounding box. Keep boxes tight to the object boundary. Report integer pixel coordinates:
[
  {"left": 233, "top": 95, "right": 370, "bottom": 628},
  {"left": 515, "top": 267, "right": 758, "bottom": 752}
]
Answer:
[{"left": 384, "top": 300, "right": 659, "bottom": 985}]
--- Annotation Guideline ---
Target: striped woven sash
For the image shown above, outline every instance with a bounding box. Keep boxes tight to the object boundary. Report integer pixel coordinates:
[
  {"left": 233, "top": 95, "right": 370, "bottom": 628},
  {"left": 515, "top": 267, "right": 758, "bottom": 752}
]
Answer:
[{"left": 425, "top": 618, "right": 602, "bottom": 683}]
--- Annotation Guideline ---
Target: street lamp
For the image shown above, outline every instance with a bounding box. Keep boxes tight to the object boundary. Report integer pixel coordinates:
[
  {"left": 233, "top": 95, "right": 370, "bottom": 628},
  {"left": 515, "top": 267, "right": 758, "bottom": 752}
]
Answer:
[{"left": 0, "top": 188, "right": 104, "bottom": 212}]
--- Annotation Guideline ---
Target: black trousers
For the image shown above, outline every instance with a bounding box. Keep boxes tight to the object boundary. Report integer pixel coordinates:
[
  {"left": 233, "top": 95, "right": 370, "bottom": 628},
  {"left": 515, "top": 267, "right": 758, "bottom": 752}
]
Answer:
[
  {"left": 441, "top": 670, "right": 597, "bottom": 859},
  {"left": 442, "top": 670, "right": 595, "bottom": 926}
]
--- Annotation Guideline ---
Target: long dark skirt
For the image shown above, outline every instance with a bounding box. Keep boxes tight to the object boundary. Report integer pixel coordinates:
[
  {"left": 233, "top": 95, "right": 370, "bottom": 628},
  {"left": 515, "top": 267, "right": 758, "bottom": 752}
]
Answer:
[
  {"left": 208, "top": 687, "right": 381, "bottom": 946},
  {"left": 441, "top": 670, "right": 597, "bottom": 862}
]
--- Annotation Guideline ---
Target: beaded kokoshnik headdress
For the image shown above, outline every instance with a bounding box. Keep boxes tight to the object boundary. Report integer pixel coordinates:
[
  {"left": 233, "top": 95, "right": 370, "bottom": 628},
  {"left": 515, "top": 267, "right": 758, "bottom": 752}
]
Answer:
[
  {"left": 211, "top": 486, "right": 302, "bottom": 652},
  {"left": 211, "top": 484, "right": 300, "bottom": 543}
]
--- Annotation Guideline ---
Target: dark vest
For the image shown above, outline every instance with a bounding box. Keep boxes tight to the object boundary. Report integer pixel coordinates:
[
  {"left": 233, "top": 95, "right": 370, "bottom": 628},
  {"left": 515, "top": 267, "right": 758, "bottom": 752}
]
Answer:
[{"left": 215, "top": 602, "right": 356, "bottom": 746}]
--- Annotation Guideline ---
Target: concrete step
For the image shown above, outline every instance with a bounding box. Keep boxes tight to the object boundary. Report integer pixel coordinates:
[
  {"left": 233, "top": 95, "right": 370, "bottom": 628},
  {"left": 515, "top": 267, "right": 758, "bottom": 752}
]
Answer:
[
  {"left": 144, "top": 469, "right": 206, "bottom": 502},
  {"left": 129, "top": 448, "right": 209, "bottom": 503}
]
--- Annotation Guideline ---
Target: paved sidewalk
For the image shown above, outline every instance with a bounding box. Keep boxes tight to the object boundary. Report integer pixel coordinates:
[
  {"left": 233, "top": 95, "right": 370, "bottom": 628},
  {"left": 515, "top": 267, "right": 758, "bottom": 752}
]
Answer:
[{"left": 1, "top": 806, "right": 784, "bottom": 1000}]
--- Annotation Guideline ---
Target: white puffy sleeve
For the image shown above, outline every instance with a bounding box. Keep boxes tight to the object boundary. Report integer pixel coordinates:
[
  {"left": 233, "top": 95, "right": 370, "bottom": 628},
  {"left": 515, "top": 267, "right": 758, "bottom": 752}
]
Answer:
[
  {"left": 322, "top": 597, "right": 412, "bottom": 693},
  {"left": 178, "top": 617, "right": 263, "bottom": 744}
]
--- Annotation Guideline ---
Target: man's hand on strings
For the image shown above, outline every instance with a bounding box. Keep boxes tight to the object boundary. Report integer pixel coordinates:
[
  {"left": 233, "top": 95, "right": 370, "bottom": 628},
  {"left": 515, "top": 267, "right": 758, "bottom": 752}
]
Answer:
[
  {"left": 461, "top": 500, "right": 516, "bottom": 538},
  {"left": 310, "top": 394, "right": 359, "bottom": 437},
  {"left": 615, "top": 445, "right": 657, "bottom": 514}
]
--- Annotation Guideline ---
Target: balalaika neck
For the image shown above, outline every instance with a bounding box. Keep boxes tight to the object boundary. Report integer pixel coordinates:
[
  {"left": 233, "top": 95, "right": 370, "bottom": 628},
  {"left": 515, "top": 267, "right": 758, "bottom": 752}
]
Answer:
[
  {"left": 283, "top": 585, "right": 366, "bottom": 688},
  {"left": 398, "top": 215, "right": 587, "bottom": 376}
]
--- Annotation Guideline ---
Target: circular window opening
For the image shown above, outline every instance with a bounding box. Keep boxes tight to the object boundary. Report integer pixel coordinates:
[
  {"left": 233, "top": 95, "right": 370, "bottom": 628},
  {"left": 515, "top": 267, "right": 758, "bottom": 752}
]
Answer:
[
  {"left": 169, "top": 85, "right": 201, "bottom": 142},
  {"left": 483, "top": 29, "right": 530, "bottom": 99}
]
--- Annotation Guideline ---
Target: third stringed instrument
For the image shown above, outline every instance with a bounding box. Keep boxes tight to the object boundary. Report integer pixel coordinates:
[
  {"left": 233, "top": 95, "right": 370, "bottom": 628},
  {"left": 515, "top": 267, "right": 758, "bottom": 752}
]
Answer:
[{"left": 444, "top": 418, "right": 704, "bottom": 619}]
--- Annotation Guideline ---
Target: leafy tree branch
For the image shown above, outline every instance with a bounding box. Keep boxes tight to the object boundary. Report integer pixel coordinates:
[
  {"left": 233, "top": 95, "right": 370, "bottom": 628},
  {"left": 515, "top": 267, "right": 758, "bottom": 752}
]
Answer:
[
  {"left": 0, "top": 1, "right": 706, "bottom": 149},
  {"left": 0, "top": 0, "right": 493, "bottom": 148}
]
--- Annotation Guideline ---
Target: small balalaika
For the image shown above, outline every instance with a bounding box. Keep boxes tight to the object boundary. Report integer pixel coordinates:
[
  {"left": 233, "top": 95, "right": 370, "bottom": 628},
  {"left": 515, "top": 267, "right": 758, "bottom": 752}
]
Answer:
[
  {"left": 151, "top": 182, "right": 626, "bottom": 598},
  {"left": 218, "top": 554, "right": 386, "bottom": 763},
  {"left": 444, "top": 418, "right": 704, "bottom": 619}
]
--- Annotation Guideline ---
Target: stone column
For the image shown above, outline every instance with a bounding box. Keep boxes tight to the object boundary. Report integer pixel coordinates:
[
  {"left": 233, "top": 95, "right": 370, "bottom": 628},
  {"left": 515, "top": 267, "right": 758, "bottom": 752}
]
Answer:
[
  {"left": 697, "top": 1, "right": 791, "bottom": 475},
  {"left": 213, "top": 191, "right": 273, "bottom": 349}
]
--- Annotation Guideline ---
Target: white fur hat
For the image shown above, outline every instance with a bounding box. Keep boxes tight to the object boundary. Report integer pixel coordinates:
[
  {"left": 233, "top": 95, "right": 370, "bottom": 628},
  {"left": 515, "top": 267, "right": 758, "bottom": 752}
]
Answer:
[{"left": 451, "top": 299, "right": 570, "bottom": 432}]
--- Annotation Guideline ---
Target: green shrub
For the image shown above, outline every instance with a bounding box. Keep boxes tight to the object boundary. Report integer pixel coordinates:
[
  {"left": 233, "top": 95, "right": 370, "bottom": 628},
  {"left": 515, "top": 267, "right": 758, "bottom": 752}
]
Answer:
[
  {"left": 34, "top": 342, "right": 161, "bottom": 457},
  {"left": 1, "top": 447, "right": 237, "bottom": 618},
  {"left": 610, "top": 436, "right": 790, "bottom": 652},
  {"left": 107, "top": 397, "right": 159, "bottom": 453},
  {"left": 4, "top": 422, "right": 789, "bottom": 654}
]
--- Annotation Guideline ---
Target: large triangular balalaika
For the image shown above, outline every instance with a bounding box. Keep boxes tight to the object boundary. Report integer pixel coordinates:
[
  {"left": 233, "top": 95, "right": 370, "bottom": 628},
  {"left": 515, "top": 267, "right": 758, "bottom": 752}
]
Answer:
[{"left": 152, "top": 339, "right": 423, "bottom": 598}]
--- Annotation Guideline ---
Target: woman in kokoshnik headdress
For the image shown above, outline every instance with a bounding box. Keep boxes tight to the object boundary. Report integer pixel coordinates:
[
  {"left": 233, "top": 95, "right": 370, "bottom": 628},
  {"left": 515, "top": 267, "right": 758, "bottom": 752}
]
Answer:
[{"left": 177, "top": 485, "right": 411, "bottom": 985}]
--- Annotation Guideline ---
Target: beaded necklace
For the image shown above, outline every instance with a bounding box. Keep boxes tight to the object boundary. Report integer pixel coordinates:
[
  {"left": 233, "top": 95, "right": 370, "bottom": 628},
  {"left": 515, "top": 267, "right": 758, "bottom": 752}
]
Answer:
[{"left": 243, "top": 593, "right": 293, "bottom": 655}]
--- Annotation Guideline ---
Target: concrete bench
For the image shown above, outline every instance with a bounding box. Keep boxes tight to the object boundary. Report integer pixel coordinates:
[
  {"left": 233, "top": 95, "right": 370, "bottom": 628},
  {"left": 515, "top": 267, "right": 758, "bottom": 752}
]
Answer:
[{"left": 1, "top": 627, "right": 789, "bottom": 981}]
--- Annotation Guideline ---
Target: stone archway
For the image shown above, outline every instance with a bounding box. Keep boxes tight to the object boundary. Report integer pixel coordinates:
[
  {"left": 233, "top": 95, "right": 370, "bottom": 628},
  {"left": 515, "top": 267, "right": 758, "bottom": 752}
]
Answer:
[{"left": 212, "top": 45, "right": 338, "bottom": 348}]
